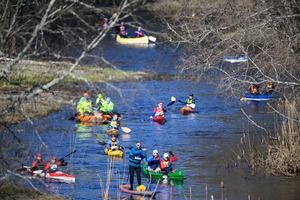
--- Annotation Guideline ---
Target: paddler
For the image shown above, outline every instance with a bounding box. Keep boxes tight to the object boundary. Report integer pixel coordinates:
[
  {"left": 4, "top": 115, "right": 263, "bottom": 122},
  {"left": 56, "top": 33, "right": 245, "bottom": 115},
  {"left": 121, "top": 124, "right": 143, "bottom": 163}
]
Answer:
[
  {"left": 31, "top": 153, "right": 46, "bottom": 171},
  {"left": 44, "top": 156, "right": 67, "bottom": 173},
  {"left": 76, "top": 91, "right": 93, "bottom": 115},
  {"left": 152, "top": 102, "right": 166, "bottom": 117},
  {"left": 146, "top": 149, "right": 161, "bottom": 172},
  {"left": 185, "top": 94, "right": 196, "bottom": 108},
  {"left": 134, "top": 26, "right": 145, "bottom": 38},
  {"left": 128, "top": 141, "right": 147, "bottom": 190},
  {"left": 106, "top": 136, "right": 123, "bottom": 151},
  {"left": 160, "top": 152, "right": 177, "bottom": 177}
]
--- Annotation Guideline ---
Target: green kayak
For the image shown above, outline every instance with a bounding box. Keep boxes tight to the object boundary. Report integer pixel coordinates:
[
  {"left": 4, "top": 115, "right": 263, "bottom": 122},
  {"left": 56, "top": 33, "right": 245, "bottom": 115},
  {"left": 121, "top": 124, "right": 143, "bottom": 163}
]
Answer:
[{"left": 141, "top": 163, "right": 184, "bottom": 181}]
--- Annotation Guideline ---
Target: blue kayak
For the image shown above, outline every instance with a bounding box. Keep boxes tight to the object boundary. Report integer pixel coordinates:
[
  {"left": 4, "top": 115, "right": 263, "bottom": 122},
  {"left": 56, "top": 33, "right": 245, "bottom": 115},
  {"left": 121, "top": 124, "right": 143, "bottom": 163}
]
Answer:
[{"left": 240, "top": 93, "right": 273, "bottom": 101}]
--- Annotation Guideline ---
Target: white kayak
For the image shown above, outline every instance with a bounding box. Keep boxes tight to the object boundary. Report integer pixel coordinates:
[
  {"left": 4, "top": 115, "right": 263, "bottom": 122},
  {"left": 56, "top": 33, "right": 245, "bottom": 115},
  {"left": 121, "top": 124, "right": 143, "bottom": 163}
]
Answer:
[
  {"left": 224, "top": 55, "right": 248, "bottom": 63},
  {"left": 25, "top": 166, "right": 75, "bottom": 183}
]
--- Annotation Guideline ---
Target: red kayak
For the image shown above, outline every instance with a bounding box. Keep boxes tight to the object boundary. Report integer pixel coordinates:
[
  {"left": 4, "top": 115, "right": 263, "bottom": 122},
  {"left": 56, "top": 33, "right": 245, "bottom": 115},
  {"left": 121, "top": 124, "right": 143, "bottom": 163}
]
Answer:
[
  {"left": 152, "top": 115, "right": 166, "bottom": 124},
  {"left": 120, "top": 184, "right": 157, "bottom": 197},
  {"left": 180, "top": 106, "right": 195, "bottom": 115},
  {"left": 25, "top": 166, "right": 75, "bottom": 183}
]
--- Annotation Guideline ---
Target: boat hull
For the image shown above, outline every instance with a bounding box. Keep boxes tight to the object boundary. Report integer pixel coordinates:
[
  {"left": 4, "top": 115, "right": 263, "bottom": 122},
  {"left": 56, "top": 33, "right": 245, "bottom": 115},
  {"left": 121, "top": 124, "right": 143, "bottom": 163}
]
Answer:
[
  {"left": 31, "top": 170, "right": 75, "bottom": 183},
  {"left": 180, "top": 106, "right": 195, "bottom": 115},
  {"left": 104, "top": 148, "right": 124, "bottom": 157},
  {"left": 116, "top": 35, "right": 149, "bottom": 45},
  {"left": 240, "top": 93, "right": 273, "bottom": 101},
  {"left": 141, "top": 163, "right": 184, "bottom": 181},
  {"left": 119, "top": 184, "right": 157, "bottom": 197},
  {"left": 152, "top": 115, "right": 166, "bottom": 124}
]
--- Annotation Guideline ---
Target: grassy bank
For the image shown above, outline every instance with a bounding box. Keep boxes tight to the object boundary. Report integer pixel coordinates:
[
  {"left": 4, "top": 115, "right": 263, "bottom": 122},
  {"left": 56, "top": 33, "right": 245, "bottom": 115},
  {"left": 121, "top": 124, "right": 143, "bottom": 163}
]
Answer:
[{"left": 0, "top": 59, "right": 151, "bottom": 124}]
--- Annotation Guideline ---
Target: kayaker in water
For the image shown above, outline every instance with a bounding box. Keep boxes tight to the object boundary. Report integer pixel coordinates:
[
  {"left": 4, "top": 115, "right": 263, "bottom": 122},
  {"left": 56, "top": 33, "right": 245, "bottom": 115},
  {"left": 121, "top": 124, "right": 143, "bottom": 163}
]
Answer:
[
  {"left": 44, "top": 156, "right": 66, "bottom": 173},
  {"left": 134, "top": 26, "right": 145, "bottom": 38},
  {"left": 185, "top": 94, "right": 196, "bottom": 108},
  {"left": 100, "top": 97, "right": 114, "bottom": 114},
  {"left": 108, "top": 113, "right": 120, "bottom": 130},
  {"left": 160, "top": 152, "right": 177, "bottom": 176},
  {"left": 119, "top": 25, "right": 128, "bottom": 38},
  {"left": 248, "top": 84, "right": 260, "bottom": 94},
  {"left": 152, "top": 102, "right": 166, "bottom": 117},
  {"left": 265, "top": 82, "right": 275, "bottom": 95},
  {"left": 31, "top": 153, "right": 46, "bottom": 171},
  {"left": 106, "top": 136, "right": 123, "bottom": 151},
  {"left": 76, "top": 91, "right": 93, "bottom": 115},
  {"left": 146, "top": 149, "right": 161, "bottom": 172},
  {"left": 129, "top": 141, "right": 147, "bottom": 190}
]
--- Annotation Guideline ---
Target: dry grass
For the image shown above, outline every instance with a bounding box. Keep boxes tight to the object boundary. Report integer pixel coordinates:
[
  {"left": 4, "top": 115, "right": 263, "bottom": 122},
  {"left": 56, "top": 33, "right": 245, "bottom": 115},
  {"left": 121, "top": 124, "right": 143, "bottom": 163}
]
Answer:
[{"left": 239, "top": 100, "right": 300, "bottom": 176}]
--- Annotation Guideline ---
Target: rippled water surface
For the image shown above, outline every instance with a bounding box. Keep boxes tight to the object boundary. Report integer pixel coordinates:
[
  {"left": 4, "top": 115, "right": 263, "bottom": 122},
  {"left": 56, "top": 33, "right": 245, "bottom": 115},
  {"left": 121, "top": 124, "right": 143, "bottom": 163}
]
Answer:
[{"left": 12, "top": 40, "right": 300, "bottom": 200}]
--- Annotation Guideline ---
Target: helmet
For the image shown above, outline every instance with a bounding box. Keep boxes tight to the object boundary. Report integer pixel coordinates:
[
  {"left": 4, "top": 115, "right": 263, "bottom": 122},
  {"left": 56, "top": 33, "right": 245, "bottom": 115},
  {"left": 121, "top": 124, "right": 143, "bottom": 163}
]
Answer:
[
  {"left": 136, "top": 184, "right": 146, "bottom": 191},
  {"left": 189, "top": 94, "right": 194, "bottom": 97},
  {"left": 163, "top": 153, "right": 169, "bottom": 159},
  {"left": 153, "top": 149, "right": 158, "bottom": 154}
]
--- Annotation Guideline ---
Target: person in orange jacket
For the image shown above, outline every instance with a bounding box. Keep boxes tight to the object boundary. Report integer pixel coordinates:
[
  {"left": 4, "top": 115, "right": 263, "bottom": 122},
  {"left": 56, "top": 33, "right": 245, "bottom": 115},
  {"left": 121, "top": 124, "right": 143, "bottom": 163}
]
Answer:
[{"left": 160, "top": 151, "right": 177, "bottom": 175}]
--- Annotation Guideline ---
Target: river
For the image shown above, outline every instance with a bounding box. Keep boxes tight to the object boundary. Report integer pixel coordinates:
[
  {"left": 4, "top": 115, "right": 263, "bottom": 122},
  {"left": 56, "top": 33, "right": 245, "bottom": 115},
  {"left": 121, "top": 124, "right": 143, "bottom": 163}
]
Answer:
[{"left": 11, "top": 36, "right": 300, "bottom": 200}]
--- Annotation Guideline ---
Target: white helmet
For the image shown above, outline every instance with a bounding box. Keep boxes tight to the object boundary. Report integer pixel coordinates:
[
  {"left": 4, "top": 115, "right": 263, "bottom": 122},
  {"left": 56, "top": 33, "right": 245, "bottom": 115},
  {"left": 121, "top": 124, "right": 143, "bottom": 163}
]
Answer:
[
  {"left": 153, "top": 149, "right": 158, "bottom": 154},
  {"left": 163, "top": 153, "right": 169, "bottom": 159}
]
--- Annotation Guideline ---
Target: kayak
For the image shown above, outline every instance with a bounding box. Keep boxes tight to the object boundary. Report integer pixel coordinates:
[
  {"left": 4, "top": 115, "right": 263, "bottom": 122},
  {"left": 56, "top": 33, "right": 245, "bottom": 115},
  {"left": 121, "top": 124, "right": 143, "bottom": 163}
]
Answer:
[
  {"left": 26, "top": 167, "right": 75, "bottom": 183},
  {"left": 106, "top": 129, "right": 119, "bottom": 136},
  {"left": 240, "top": 93, "right": 273, "bottom": 101},
  {"left": 116, "top": 35, "right": 149, "bottom": 45},
  {"left": 75, "top": 113, "right": 111, "bottom": 124},
  {"left": 152, "top": 115, "right": 166, "bottom": 125},
  {"left": 120, "top": 184, "right": 157, "bottom": 197},
  {"left": 180, "top": 106, "right": 195, "bottom": 115},
  {"left": 104, "top": 148, "right": 124, "bottom": 157},
  {"left": 141, "top": 163, "right": 184, "bottom": 181},
  {"left": 224, "top": 55, "right": 248, "bottom": 63}
]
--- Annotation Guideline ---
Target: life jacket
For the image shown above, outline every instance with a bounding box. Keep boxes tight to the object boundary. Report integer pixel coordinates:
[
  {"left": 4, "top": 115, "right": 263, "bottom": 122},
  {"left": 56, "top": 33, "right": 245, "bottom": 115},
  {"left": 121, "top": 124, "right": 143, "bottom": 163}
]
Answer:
[
  {"left": 160, "top": 159, "right": 171, "bottom": 170},
  {"left": 32, "top": 159, "right": 45, "bottom": 170},
  {"left": 147, "top": 156, "right": 160, "bottom": 169},
  {"left": 77, "top": 97, "right": 93, "bottom": 114},
  {"left": 153, "top": 107, "right": 164, "bottom": 116},
  {"left": 100, "top": 100, "right": 114, "bottom": 113},
  {"left": 135, "top": 31, "right": 144, "bottom": 37},
  {"left": 186, "top": 98, "right": 194, "bottom": 104},
  {"left": 129, "top": 147, "right": 146, "bottom": 167},
  {"left": 120, "top": 30, "right": 127, "bottom": 37},
  {"left": 110, "top": 120, "right": 119, "bottom": 129}
]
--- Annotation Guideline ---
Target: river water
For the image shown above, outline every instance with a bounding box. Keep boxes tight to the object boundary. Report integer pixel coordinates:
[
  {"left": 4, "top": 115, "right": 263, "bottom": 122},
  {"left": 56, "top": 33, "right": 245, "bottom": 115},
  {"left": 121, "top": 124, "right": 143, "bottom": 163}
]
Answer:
[{"left": 11, "top": 36, "right": 300, "bottom": 200}]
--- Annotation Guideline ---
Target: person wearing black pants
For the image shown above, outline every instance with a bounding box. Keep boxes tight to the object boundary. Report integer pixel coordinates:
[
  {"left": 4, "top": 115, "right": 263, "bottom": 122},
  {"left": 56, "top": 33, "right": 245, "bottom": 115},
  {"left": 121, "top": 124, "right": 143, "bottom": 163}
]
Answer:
[{"left": 128, "top": 141, "right": 146, "bottom": 190}]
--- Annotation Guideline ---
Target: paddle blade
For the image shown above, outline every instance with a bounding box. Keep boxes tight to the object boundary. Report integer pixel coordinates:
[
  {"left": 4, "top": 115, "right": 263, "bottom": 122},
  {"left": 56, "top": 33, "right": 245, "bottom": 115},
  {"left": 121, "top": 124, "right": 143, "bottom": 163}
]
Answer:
[
  {"left": 148, "top": 36, "right": 156, "bottom": 42},
  {"left": 188, "top": 103, "right": 196, "bottom": 109},
  {"left": 121, "top": 127, "right": 131, "bottom": 133},
  {"left": 171, "top": 96, "right": 176, "bottom": 102}
]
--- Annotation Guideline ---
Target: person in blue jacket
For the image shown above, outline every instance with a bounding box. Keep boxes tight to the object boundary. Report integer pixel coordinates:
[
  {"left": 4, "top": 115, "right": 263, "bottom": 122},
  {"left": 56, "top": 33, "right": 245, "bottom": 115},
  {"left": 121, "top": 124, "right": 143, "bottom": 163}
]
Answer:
[
  {"left": 129, "top": 141, "right": 147, "bottom": 190},
  {"left": 147, "top": 149, "right": 161, "bottom": 172}
]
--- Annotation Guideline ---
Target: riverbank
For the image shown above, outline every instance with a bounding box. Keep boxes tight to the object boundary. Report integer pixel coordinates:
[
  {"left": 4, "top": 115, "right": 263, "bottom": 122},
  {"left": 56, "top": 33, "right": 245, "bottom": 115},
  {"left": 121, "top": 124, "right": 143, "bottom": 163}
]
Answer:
[{"left": 0, "top": 58, "right": 157, "bottom": 124}]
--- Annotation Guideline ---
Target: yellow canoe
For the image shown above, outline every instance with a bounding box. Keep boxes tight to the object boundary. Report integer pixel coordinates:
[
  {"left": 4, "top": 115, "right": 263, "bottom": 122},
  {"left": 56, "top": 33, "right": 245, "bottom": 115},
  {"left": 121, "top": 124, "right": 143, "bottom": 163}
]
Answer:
[
  {"left": 104, "top": 148, "right": 124, "bottom": 157},
  {"left": 116, "top": 35, "right": 149, "bottom": 45}
]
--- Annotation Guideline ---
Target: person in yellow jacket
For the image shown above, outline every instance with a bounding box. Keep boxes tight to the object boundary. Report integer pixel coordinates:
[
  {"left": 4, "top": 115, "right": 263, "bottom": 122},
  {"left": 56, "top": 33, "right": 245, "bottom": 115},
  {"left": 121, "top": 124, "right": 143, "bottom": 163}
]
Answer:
[
  {"left": 76, "top": 91, "right": 93, "bottom": 115},
  {"left": 100, "top": 97, "right": 114, "bottom": 113}
]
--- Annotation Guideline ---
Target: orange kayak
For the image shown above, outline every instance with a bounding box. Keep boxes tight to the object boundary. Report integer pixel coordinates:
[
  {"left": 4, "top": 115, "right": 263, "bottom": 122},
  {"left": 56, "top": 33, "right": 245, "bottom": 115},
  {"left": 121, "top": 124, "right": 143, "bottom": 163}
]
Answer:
[
  {"left": 180, "top": 106, "right": 195, "bottom": 115},
  {"left": 75, "top": 113, "right": 111, "bottom": 123}
]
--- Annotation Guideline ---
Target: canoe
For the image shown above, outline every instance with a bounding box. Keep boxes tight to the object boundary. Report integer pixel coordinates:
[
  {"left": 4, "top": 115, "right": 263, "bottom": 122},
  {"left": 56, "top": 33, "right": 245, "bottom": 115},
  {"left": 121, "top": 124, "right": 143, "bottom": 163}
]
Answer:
[
  {"left": 152, "top": 115, "right": 166, "bottom": 125},
  {"left": 106, "top": 129, "right": 119, "bottom": 136},
  {"left": 26, "top": 167, "right": 75, "bottom": 183},
  {"left": 141, "top": 163, "right": 184, "bottom": 181},
  {"left": 180, "top": 106, "right": 195, "bottom": 115},
  {"left": 224, "top": 55, "right": 248, "bottom": 63},
  {"left": 105, "top": 148, "right": 124, "bottom": 157},
  {"left": 240, "top": 93, "right": 273, "bottom": 101},
  {"left": 75, "top": 113, "right": 111, "bottom": 124},
  {"left": 120, "top": 184, "right": 157, "bottom": 197},
  {"left": 116, "top": 35, "right": 149, "bottom": 45}
]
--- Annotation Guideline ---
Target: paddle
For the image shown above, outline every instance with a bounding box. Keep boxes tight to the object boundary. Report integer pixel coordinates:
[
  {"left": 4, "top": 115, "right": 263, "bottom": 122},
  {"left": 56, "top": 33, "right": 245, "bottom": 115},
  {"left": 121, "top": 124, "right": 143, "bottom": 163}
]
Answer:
[
  {"left": 148, "top": 36, "right": 157, "bottom": 43},
  {"left": 121, "top": 126, "right": 131, "bottom": 133},
  {"left": 58, "top": 149, "right": 77, "bottom": 162}
]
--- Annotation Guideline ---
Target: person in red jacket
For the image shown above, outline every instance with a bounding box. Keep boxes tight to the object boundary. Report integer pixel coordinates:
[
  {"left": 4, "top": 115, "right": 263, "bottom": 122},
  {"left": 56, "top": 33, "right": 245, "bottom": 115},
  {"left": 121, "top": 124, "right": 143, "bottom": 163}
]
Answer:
[
  {"left": 160, "top": 151, "right": 177, "bottom": 175},
  {"left": 152, "top": 102, "right": 166, "bottom": 117},
  {"left": 44, "top": 156, "right": 66, "bottom": 173},
  {"left": 31, "top": 153, "right": 46, "bottom": 171}
]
